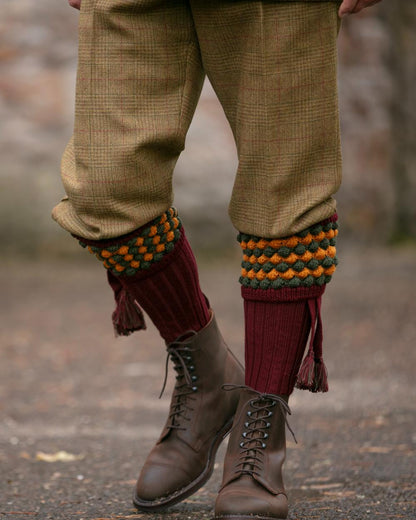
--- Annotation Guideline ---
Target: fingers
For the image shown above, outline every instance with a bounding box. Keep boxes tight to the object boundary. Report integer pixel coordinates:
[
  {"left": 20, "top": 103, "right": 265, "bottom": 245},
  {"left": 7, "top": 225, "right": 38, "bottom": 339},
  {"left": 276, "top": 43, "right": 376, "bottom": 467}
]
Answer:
[
  {"left": 68, "top": 0, "right": 81, "bottom": 9},
  {"left": 339, "top": 0, "right": 359, "bottom": 18},
  {"left": 354, "top": 0, "right": 382, "bottom": 13},
  {"left": 339, "top": 0, "right": 381, "bottom": 17}
]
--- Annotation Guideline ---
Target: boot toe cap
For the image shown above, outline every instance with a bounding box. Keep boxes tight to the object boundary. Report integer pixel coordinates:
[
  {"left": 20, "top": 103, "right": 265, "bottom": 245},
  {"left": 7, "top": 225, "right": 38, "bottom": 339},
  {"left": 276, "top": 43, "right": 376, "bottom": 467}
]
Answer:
[
  {"left": 215, "top": 479, "right": 288, "bottom": 519},
  {"left": 135, "top": 463, "right": 193, "bottom": 503}
]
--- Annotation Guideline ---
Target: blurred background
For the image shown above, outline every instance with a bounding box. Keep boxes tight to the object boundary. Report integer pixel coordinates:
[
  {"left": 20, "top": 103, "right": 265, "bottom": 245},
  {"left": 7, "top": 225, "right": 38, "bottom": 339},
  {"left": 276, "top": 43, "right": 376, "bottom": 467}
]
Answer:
[{"left": 1, "top": 2, "right": 415, "bottom": 519}]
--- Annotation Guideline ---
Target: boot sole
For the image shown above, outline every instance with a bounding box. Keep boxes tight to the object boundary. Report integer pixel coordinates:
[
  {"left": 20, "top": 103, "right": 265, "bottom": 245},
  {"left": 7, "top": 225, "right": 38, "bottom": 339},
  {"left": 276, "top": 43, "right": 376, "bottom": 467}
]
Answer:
[{"left": 132, "top": 415, "right": 234, "bottom": 512}]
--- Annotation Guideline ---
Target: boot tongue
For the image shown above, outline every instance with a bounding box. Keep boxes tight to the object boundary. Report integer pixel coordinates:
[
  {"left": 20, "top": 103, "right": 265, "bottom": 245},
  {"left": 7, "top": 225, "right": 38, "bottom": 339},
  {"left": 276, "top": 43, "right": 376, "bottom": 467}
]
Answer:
[
  {"left": 158, "top": 378, "right": 193, "bottom": 442},
  {"left": 231, "top": 398, "right": 271, "bottom": 474},
  {"left": 230, "top": 395, "right": 286, "bottom": 495},
  {"left": 240, "top": 416, "right": 266, "bottom": 472},
  {"left": 158, "top": 344, "right": 197, "bottom": 442}
]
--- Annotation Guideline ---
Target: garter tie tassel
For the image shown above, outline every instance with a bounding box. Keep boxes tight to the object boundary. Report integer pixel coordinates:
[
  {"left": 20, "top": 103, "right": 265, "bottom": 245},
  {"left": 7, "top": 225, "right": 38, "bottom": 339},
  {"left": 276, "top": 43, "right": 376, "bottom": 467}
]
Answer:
[
  {"left": 108, "top": 271, "right": 146, "bottom": 336},
  {"left": 295, "top": 296, "right": 328, "bottom": 393}
]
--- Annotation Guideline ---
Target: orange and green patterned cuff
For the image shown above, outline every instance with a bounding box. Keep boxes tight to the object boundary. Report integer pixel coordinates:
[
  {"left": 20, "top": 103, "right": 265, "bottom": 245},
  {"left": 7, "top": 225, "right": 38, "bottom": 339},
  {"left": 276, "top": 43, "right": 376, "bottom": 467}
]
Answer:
[
  {"left": 78, "top": 208, "right": 182, "bottom": 276},
  {"left": 238, "top": 215, "right": 338, "bottom": 290}
]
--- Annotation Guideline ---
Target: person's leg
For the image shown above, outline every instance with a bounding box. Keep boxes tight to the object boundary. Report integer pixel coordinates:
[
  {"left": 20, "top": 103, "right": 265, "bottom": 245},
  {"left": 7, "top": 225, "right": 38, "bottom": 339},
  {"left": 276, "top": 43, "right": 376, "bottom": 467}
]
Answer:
[
  {"left": 191, "top": 1, "right": 341, "bottom": 518},
  {"left": 78, "top": 209, "right": 211, "bottom": 343},
  {"left": 239, "top": 215, "right": 338, "bottom": 396},
  {"left": 52, "top": 0, "right": 244, "bottom": 510},
  {"left": 53, "top": 0, "right": 206, "bottom": 240}
]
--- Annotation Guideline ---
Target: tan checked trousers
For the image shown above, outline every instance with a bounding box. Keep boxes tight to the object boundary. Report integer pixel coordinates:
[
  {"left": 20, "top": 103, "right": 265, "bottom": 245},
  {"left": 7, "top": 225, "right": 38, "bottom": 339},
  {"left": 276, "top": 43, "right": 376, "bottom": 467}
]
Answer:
[{"left": 52, "top": 0, "right": 342, "bottom": 241}]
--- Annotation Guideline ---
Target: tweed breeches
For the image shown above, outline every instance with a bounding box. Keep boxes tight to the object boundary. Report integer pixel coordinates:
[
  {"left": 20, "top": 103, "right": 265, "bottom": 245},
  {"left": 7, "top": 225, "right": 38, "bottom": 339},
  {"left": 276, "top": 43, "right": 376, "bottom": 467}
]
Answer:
[{"left": 52, "top": 0, "right": 342, "bottom": 241}]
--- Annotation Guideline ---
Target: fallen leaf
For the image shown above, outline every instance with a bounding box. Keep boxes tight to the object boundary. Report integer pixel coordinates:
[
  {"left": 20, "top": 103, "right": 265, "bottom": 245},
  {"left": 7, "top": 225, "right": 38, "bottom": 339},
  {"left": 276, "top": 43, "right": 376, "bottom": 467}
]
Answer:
[
  {"left": 358, "top": 446, "right": 392, "bottom": 454},
  {"left": 304, "top": 476, "right": 331, "bottom": 483},
  {"left": 35, "top": 450, "right": 85, "bottom": 462},
  {"left": 309, "top": 483, "right": 343, "bottom": 490},
  {"left": 322, "top": 490, "right": 356, "bottom": 497}
]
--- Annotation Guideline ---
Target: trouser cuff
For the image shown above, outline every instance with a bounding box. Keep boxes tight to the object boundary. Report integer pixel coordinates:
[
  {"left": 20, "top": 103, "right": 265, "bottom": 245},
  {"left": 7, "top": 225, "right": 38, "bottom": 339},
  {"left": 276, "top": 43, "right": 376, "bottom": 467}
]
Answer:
[{"left": 75, "top": 207, "right": 182, "bottom": 277}]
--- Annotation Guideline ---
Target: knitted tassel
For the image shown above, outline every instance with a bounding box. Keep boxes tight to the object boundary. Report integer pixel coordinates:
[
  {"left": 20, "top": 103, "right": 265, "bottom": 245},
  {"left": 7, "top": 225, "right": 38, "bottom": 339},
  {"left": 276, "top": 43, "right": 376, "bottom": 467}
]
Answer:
[
  {"left": 112, "top": 288, "right": 146, "bottom": 336},
  {"left": 295, "top": 354, "right": 315, "bottom": 390},
  {"left": 295, "top": 296, "right": 328, "bottom": 393},
  {"left": 314, "top": 359, "right": 329, "bottom": 393},
  {"left": 108, "top": 271, "right": 146, "bottom": 337}
]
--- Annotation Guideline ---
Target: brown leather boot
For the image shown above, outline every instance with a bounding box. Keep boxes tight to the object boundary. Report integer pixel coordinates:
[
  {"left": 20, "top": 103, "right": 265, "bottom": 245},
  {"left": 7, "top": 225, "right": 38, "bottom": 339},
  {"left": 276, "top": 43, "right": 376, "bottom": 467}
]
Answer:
[
  {"left": 133, "top": 311, "right": 245, "bottom": 511},
  {"left": 214, "top": 386, "right": 294, "bottom": 520}
]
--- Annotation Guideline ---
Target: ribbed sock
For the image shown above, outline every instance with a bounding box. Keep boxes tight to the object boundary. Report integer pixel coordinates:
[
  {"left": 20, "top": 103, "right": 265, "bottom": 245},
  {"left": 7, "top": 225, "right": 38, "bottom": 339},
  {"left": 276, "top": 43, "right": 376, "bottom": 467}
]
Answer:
[
  {"left": 77, "top": 208, "right": 211, "bottom": 344},
  {"left": 119, "top": 227, "right": 211, "bottom": 343},
  {"left": 238, "top": 215, "right": 338, "bottom": 396},
  {"left": 244, "top": 298, "right": 311, "bottom": 396}
]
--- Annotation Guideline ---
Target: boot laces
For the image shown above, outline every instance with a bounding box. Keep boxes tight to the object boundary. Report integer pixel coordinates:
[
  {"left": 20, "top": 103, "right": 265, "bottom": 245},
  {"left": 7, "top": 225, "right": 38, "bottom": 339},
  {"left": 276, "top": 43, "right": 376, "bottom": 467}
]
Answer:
[
  {"left": 237, "top": 396, "right": 279, "bottom": 477},
  {"left": 160, "top": 332, "right": 199, "bottom": 431},
  {"left": 223, "top": 385, "right": 296, "bottom": 479}
]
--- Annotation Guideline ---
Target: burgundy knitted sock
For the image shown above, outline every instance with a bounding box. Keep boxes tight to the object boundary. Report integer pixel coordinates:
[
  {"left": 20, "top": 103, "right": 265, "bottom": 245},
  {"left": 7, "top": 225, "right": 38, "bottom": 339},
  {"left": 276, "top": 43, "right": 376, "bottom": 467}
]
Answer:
[
  {"left": 238, "top": 216, "right": 338, "bottom": 396},
  {"left": 76, "top": 209, "right": 211, "bottom": 344},
  {"left": 244, "top": 298, "right": 312, "bottom": 396},
  {"left": 116, "top": 228, "right": 210, "bottom": 343}
]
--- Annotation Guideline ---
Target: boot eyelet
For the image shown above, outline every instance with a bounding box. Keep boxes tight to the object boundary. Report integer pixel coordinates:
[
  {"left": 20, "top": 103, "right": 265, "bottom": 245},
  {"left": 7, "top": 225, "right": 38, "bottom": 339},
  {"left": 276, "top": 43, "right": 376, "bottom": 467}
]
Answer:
[
  {"left": 192, "top": 386, "right": 198, "bottom": 392},
  {"left": 189, "top": 366, "right": 195, "bottom": 371},
  {"left": 191, "top": 375, "right": 197, "bottom": 381},
  {"left": 266, "top": 411, "right": 273, "bottom": 417},
  {"left": 242, "top": 432, "right": 248, "bottom": 438},
  {"left": 263, "top": 433, "right": 269, "bottom": 439},
  {"left": 240, "top": 441, "right": 245, "bottom": 448},
  {"left": 261, "top": 442, "right": 266, "bottom": 448},
  {"left": 244, "top": 422, "right": 249, "bottom": 428},
  {"left": 247, "top": 411, "right": 252, "bottom": 417},
  {"left": 270, "top": 401, "right": 276, "bottom": 407}
]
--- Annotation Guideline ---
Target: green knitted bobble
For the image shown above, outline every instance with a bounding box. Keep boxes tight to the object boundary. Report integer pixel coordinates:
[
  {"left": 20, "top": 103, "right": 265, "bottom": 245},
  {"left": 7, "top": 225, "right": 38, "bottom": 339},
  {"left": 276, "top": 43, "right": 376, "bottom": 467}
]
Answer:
[{"left": 238, "top": 219, "right": 339, "bottom": 290}]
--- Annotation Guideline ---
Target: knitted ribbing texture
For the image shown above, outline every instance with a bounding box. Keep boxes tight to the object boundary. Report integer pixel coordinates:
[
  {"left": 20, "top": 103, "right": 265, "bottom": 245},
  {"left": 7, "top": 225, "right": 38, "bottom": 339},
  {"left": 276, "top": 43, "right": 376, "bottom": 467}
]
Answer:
[
  {"left": 118, "top": 227, "right": 211, "bottom": 343},
  {"left": 77, "top": 209, "right": 210, "bottom": 341},
  {"left": 244, "top": 298, "right": 312, "bottom": 396}
]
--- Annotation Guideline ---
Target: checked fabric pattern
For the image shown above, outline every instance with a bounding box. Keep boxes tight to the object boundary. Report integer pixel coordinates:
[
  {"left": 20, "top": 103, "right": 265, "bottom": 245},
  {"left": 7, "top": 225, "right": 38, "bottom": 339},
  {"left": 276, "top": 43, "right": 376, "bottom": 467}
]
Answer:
[{"left": 52, "top": 0, "right": 341, "bottom": 242}]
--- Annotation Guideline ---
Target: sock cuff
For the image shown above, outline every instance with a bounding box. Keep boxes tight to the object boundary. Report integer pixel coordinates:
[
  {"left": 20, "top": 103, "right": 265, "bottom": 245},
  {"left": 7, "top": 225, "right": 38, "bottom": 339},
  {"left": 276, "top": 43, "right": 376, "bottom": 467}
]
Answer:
[
  {"left": 237, "top": 215, "right": 339, "bottom": 291},
  {"left": 77, "top": 208, "right": 183, "bottom": 276},
  {"left": 242, "top": 284, "right": 325, "bottom": 303}
]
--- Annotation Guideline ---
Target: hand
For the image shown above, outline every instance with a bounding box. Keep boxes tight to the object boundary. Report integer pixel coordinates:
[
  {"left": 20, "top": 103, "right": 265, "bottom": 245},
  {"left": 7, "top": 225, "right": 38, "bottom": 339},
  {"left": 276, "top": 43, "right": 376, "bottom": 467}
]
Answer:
[
  {"left": 338, "top": 0, "right": 382, "bottom": 18},
  {"left": 68, "top": 0, "right": 81, "bottom": 9}
]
